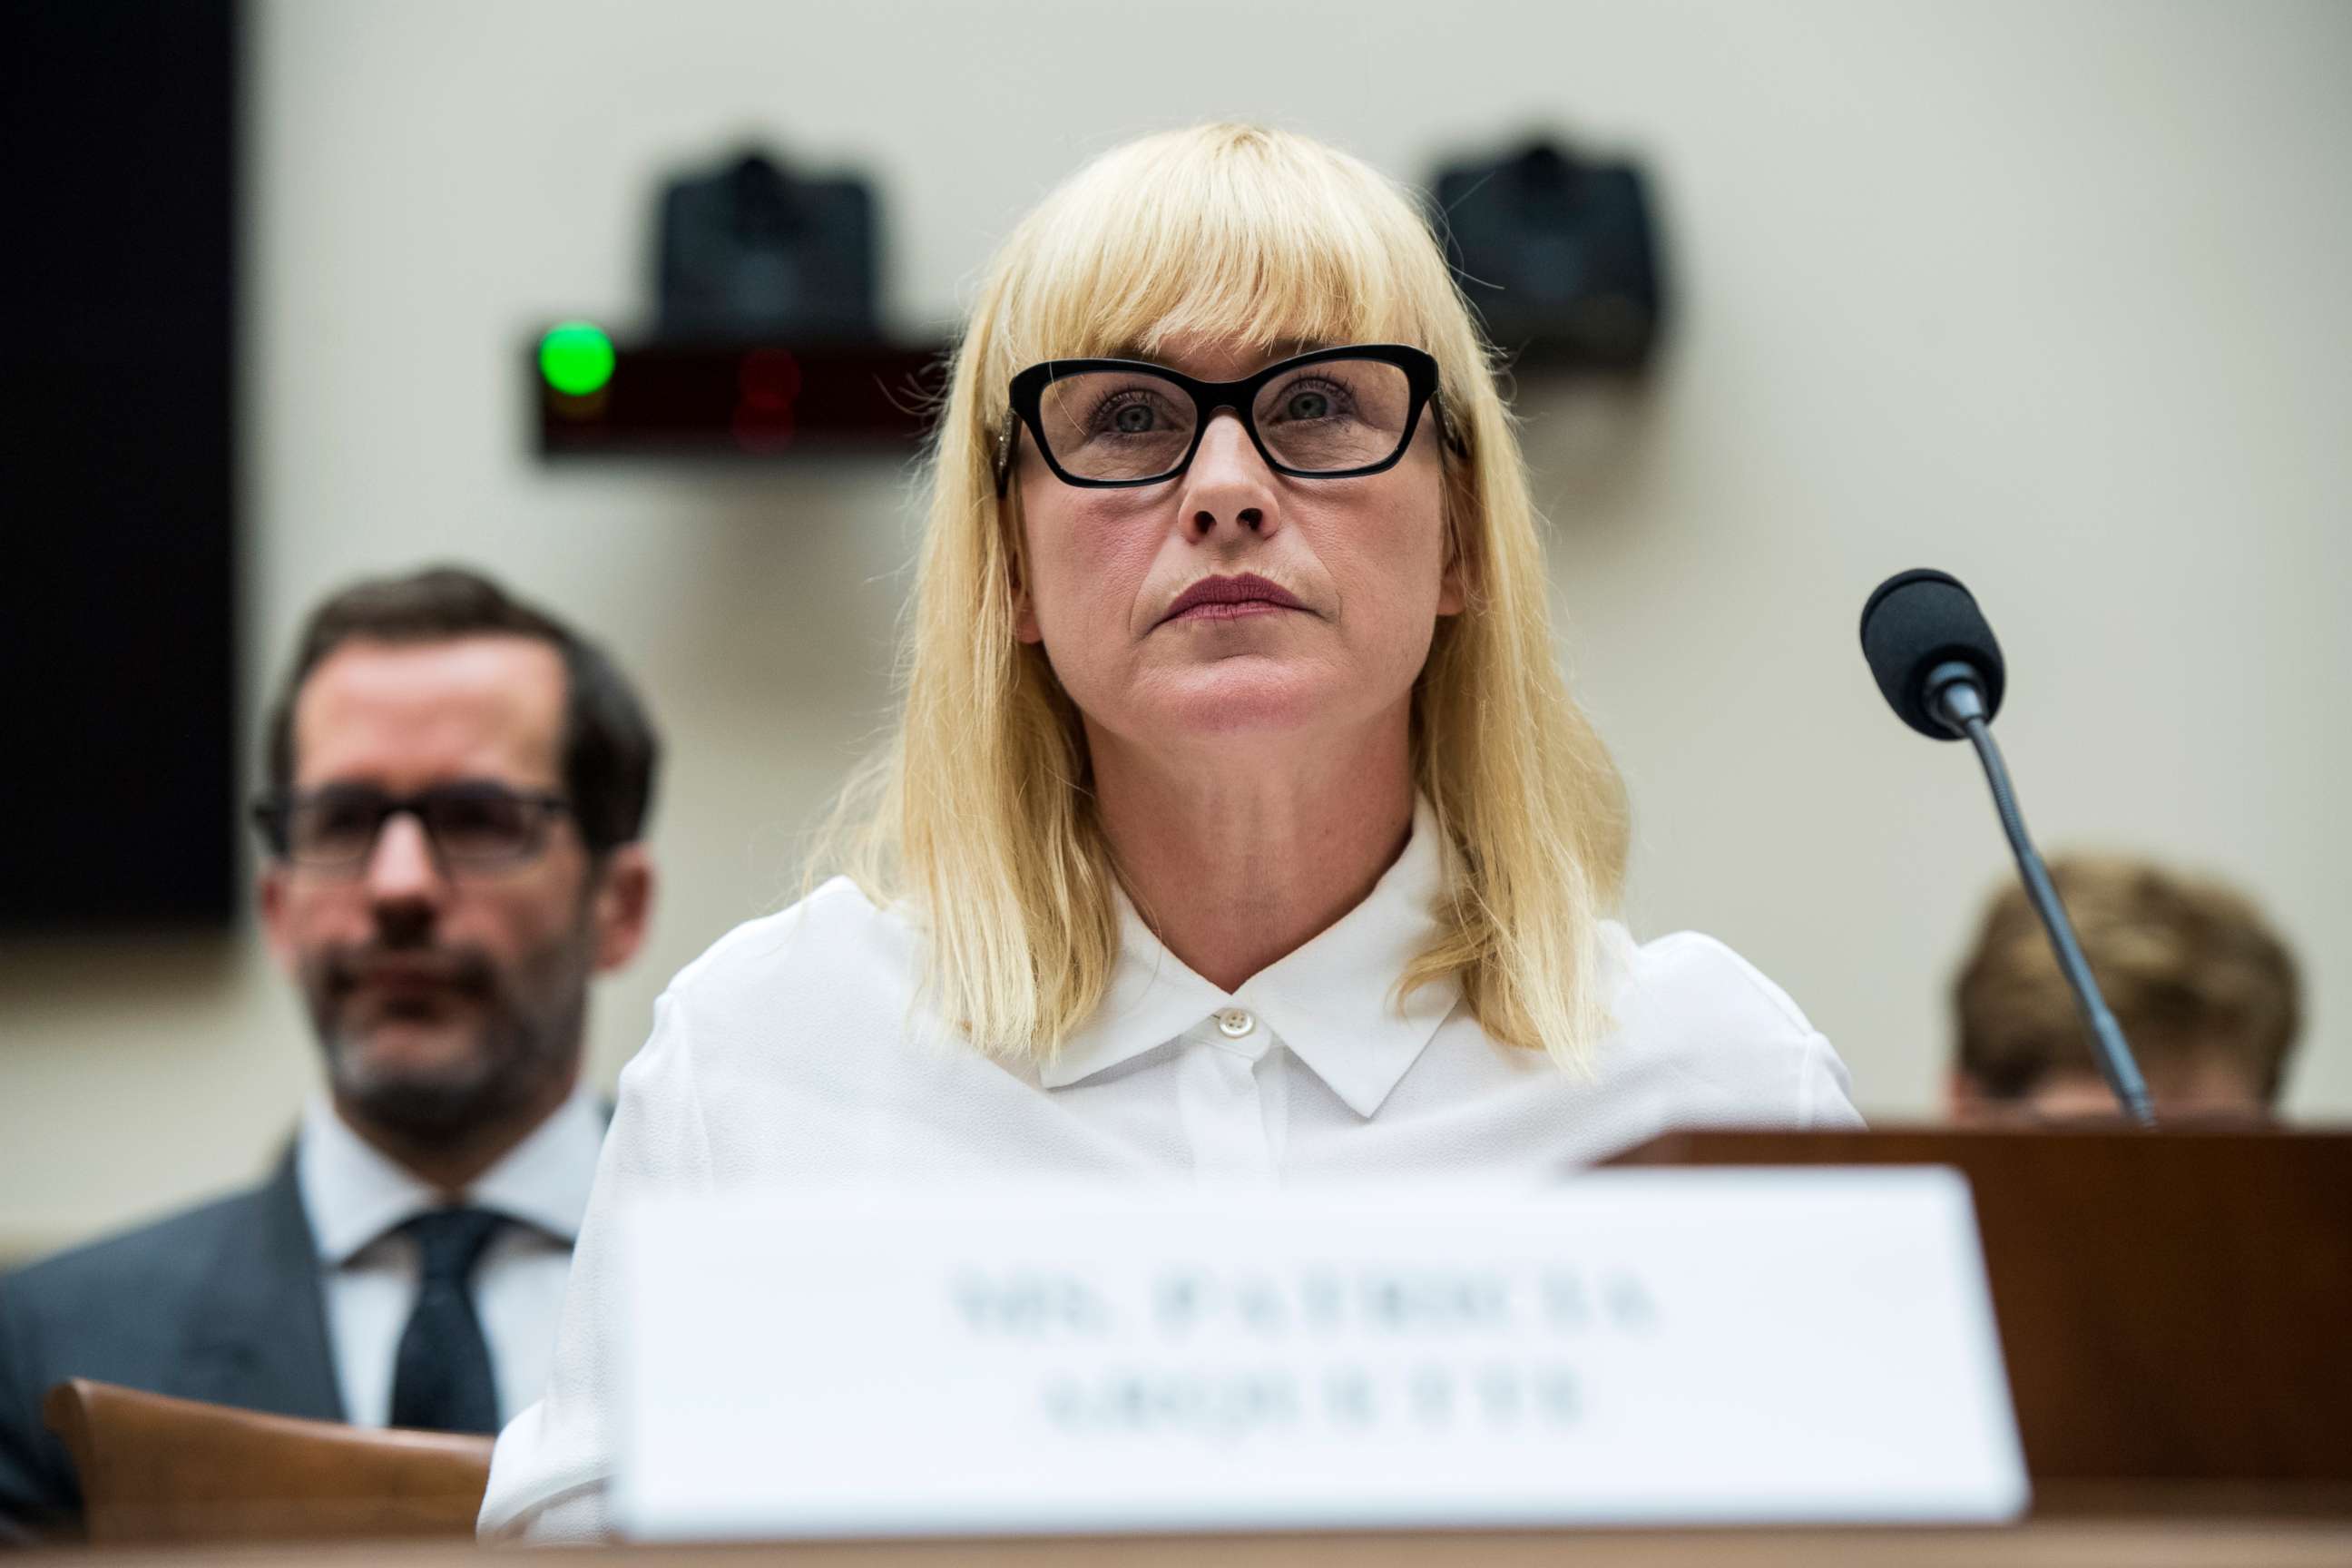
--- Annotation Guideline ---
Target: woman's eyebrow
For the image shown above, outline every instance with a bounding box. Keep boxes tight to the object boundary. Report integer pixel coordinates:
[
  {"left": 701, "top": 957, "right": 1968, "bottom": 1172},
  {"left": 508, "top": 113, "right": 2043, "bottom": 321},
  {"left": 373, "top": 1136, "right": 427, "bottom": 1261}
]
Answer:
[
  {"left": 1101, "top": 338, "right": 1337, "bottom": 375},
  {"left": 1253, "top": 338, "right": 1335, "bottom": 369}
]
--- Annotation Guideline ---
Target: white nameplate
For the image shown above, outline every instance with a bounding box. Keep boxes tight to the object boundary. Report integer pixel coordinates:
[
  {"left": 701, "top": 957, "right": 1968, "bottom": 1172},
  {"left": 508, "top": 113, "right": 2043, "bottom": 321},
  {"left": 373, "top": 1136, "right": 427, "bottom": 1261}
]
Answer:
[{"left": 615, "top": 1171, "right": 2025, "bottom": 1539}]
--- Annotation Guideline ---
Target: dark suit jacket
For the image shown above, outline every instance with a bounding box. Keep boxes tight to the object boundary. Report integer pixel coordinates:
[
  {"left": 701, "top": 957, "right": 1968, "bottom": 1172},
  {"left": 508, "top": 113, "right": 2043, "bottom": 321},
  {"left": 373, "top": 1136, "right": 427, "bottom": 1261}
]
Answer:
[{"left": 0, "top": 1153, "right": 340, "bottom": 1541}]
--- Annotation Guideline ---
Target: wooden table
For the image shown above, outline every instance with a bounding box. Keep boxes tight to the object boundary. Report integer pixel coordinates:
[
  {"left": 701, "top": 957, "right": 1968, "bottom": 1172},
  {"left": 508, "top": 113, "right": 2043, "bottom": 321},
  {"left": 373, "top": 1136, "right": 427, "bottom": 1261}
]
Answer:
[{"left": 35, "top": 1520, "right": 2352, "bottom": 1567}]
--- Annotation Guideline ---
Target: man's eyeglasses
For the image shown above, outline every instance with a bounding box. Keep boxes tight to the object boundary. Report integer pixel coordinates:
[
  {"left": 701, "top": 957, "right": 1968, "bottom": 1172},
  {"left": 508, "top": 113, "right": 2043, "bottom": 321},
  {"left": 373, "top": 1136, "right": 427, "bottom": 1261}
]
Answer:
[
  {"left": 994, "top": 343, "right": 1465, "bottom": 495},
  {"left": 252, "top": 784, "right": 572, "bottom": 873}
]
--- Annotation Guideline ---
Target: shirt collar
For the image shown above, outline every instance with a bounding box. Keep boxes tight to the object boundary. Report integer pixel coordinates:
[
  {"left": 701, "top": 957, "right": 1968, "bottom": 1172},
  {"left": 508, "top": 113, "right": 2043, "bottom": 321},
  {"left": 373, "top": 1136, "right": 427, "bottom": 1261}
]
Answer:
[
  {"left": 1040, "top": 797, "right": 1458, "bottom": 1119},
  {"left": 296, "top": 1086, "right": 605, "bottom": 1265}
]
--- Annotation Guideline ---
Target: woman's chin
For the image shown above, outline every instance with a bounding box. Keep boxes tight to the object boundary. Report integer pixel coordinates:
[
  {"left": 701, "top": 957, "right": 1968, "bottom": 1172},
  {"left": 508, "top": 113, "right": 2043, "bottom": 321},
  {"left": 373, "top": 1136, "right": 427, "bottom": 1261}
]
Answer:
[{"left": 1124, "top": 657, "right": 1360, "bottom": 741}]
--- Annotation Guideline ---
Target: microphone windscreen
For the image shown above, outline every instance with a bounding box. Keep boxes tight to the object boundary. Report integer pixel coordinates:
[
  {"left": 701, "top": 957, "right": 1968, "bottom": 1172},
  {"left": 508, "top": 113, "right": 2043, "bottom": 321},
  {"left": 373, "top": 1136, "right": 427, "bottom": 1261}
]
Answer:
[{"left": 1858, "top": 568, "right": 2007, "bottom": 739}]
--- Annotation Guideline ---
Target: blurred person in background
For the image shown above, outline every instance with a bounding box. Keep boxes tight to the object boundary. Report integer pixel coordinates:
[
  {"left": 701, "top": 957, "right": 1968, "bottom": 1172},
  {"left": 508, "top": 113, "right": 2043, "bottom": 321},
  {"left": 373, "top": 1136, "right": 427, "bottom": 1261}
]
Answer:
[
  {"left": 481, "top": 122, "right": 1858, "bottom": 1541},
  {"left": 0, "top": 567, "right": 659, "bottom": 1541},
  {"left": 1949, "top": 855, "right": 2300, "bottom": 1123}
]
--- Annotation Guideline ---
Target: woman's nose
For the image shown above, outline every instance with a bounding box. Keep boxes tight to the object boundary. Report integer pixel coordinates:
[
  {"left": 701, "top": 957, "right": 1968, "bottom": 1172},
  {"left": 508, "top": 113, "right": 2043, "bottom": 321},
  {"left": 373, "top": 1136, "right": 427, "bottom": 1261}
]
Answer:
[{"left": 1180, "top": 414, "right": 1278, "bottom": 540}]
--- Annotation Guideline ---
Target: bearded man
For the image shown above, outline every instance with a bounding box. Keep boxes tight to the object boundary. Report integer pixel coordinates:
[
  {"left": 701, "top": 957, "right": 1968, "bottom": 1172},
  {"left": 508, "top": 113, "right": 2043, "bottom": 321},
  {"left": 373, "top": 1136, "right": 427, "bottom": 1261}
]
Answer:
[{"left": 0, "top": 567, "right": 659, "bottom": 1539}]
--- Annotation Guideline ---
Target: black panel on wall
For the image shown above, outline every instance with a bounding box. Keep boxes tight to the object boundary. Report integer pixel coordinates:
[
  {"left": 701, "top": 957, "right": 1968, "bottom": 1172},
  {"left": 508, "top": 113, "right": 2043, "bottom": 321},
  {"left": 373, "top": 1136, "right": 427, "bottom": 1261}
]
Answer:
[{"left": 0, "top": 0, "right": 239, "bottom": 930}]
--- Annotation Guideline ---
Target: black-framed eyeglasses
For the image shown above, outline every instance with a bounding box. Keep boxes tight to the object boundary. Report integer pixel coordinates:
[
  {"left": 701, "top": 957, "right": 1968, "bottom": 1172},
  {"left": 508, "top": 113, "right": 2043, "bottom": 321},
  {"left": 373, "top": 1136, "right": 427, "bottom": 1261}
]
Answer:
[
  {"left": 994, "top": 343, "right": 1465, "bottom": 495},
  {"left": 252, "top": 783, "right": 572, "bottom": 873}
]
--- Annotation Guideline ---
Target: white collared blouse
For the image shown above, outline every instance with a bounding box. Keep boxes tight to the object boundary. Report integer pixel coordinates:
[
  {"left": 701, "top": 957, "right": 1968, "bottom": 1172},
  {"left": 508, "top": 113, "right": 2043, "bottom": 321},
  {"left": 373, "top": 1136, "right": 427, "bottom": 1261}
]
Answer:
[{"left": 480, "top": 800, "right": 1860, "bottom": 1539}]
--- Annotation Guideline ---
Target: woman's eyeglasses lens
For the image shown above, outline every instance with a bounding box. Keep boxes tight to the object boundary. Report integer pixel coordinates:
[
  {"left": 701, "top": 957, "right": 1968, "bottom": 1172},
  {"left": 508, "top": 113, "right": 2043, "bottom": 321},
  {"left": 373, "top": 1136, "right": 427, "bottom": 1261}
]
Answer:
[
  {"left": 1034, "top": 356, "right": 1416, "bottom": 483},
  {"left": 275, "top": 787, "right": 559, "bottom": 870}
]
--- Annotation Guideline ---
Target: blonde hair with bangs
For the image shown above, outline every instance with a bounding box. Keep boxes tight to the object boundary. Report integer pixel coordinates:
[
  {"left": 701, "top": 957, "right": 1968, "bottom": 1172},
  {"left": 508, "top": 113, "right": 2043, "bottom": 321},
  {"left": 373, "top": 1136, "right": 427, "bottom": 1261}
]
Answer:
[{"left": 836, "top": 123, "right": 1630, "bottom": 1068}]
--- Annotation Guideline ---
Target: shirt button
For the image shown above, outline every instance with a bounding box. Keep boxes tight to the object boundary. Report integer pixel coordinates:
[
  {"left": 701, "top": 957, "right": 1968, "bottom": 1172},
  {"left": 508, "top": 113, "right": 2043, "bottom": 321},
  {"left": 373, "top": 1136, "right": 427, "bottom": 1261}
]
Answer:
[{"left": 1216, "top": 1008, "right": 1256, "bottom": 1039}]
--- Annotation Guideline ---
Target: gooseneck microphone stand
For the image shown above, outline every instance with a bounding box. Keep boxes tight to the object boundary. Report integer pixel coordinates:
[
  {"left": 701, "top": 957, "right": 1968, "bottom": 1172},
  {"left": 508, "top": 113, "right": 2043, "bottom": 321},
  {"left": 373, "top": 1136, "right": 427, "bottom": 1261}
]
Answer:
[{"left": 1926, "top": 662, "right": 2156, "bottom": 1127}]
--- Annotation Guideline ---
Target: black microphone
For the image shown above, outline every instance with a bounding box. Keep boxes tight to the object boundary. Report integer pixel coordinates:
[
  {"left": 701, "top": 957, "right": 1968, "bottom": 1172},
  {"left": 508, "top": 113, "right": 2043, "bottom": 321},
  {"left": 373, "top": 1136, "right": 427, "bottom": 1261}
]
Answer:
[{"left": 1858, "top": 570, "right": 2155, "bottom": 1125}]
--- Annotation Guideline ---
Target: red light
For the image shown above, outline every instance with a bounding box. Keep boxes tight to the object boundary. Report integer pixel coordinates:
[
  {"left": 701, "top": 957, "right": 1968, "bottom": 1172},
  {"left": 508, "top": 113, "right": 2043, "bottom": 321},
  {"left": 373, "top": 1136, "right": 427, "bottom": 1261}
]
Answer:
[{"left": 733, "top": 349, "right": 801, "bottom": 451}]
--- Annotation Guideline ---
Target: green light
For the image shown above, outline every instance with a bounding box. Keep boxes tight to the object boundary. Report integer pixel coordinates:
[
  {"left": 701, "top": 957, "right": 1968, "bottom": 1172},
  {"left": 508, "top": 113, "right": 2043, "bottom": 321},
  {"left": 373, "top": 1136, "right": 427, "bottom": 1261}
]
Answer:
[{"left": 539, "top": 321, "right": 614, "bottom": 397}]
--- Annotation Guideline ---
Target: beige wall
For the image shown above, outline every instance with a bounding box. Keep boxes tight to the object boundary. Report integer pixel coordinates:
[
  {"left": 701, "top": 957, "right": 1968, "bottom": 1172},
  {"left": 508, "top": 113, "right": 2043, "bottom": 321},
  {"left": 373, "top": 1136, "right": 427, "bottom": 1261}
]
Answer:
[{"left": 5, "top": 0, "right": 2347, "bottom": 1258}]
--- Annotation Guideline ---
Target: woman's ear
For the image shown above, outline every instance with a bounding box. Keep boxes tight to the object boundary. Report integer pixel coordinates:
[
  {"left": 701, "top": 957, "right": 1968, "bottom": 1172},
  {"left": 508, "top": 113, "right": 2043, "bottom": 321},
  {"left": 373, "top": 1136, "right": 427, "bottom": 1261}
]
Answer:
[
  {"left": 1436, "top": 557, "right": 1467, "bottom": 617},
  {"left": 1436, "top": 513, "right": 1469, "bottom": 618},
  {"left": 1010, "top": 549, "right": 1042, "bottom": 643},
  {"left": 1004, "top": 493, "right": 1045, "bottom": 644}
]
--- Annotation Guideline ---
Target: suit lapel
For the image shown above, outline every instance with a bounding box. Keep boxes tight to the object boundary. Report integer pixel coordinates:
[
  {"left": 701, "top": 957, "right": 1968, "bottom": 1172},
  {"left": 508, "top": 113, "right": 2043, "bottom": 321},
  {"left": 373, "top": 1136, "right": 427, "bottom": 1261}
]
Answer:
[{"left": 177, "top": 1152, "right": 344, "bottom": 1422}]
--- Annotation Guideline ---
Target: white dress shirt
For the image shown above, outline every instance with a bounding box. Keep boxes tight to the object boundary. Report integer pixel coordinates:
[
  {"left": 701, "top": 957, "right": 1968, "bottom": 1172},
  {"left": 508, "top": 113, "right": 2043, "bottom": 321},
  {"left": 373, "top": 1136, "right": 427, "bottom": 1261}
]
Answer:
[
  {"left": 296, "top": 1086, "right": 603, "bottom": 1429},
  {"left": 480, "top": 799, "right": 1860, "bottom": 1539}
]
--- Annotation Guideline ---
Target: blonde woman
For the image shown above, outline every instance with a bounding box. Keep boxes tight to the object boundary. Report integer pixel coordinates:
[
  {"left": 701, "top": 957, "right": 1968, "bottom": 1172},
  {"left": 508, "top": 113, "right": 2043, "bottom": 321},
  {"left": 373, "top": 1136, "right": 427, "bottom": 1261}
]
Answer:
[{"left": 480, "top": 124, "right": 1859, "bottom": 1539}]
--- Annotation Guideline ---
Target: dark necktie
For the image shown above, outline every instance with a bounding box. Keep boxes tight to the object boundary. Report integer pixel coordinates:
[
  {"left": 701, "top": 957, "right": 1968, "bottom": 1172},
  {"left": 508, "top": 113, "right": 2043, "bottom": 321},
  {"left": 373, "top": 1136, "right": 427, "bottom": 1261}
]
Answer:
[{"left": 388, "top": 1206, "right": 505, "bottom": 1435}]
